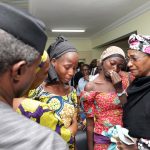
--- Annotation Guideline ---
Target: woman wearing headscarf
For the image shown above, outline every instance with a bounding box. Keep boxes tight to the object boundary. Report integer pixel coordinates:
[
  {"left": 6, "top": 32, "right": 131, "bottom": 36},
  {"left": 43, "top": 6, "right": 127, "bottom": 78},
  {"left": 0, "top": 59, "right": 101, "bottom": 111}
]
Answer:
[
  {"left": 14, "top": 50, "right": 75, "bottom": 149},
  {"left": 117, "top": 34, "right": 150, "bottom": 150},
  {"left": 80, "top": 46, "right": 131, "bottom": 150},
  {"left": 24, "top": 36, "right": 79, "bottom": 150}
]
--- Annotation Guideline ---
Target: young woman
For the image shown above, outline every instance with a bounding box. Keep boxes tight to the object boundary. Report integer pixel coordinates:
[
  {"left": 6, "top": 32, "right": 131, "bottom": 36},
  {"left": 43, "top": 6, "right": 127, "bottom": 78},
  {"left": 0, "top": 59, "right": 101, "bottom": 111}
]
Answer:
[
  {"left": 80, "top": 46, "right": 131, "bottom": 150},
  {"left": 25, "top": 36, "right": 79, "bottom": 150},
  {"left": 117, "top": 34, "right": 150, "bottom": 150},
  {"left": 14, "top": 36, "right": 79, "bottom": 149}
]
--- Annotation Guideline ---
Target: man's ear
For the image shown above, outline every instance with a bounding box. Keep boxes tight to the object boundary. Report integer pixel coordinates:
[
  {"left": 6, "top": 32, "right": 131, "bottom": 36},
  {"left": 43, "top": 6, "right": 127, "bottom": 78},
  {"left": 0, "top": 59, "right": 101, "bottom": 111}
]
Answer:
[{"left": 11, "top": 61, "right": 27, "bottom": 81}]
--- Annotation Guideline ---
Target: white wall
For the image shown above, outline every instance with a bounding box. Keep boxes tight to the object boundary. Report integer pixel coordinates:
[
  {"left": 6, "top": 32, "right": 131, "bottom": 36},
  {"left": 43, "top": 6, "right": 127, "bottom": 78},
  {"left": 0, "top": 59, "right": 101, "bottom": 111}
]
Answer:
[
  {"left": 91, "top": 11, "right": 150, "bottom": 48},
  {"left": 46, "top": 10, "right": 150, "bottom": 63}
]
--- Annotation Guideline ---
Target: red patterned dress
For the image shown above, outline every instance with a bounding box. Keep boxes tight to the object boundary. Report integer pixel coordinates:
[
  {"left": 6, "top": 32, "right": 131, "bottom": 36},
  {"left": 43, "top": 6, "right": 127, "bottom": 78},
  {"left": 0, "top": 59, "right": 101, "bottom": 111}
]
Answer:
[{"left": 80, "top": 72, "right": 130, "bottom": 150}]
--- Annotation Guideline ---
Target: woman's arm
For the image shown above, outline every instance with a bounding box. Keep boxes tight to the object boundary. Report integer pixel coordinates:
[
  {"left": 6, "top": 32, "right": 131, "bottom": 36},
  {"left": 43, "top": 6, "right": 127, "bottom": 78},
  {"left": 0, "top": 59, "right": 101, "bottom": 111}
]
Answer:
[
  {"left": 87, "top": 117, "right": 94, "bottom": 150},
  {"left": 68, "top": 114, "right": 78, "bottom": 136},
  {"left": 84, "top": 82, "right": 95, "bottom": 150}
]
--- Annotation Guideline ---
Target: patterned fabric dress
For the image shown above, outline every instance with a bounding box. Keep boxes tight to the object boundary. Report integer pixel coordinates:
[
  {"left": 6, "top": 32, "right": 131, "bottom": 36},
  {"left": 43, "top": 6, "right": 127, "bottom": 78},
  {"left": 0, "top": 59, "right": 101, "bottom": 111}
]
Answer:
[
  {"left": 80, "top": 72, "right": 130, "bottom": 150},
  {"left": 17, "top": 86, "right": 78, "bottom": 150}
]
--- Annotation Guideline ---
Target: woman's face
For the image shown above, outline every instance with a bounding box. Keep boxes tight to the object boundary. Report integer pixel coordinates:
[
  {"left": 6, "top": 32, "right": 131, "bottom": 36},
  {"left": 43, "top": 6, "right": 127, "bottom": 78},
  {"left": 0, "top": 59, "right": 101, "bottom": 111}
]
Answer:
[
  {"left": 53, "top": 51, "right": 78, "bottom": 83},
  {"left": 127, "top": 49, "right": 150, "bottom": 77},
  {"left": 102, "top": 56, "right": 125, "bottom": 77},
  {"left": 81, "top": 65, "right": 90, "bottom": 77}
]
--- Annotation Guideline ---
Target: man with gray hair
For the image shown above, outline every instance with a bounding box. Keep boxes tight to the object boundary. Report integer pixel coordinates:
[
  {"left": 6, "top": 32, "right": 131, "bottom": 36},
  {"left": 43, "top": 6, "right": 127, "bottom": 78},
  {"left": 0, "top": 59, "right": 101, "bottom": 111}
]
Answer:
[{"left": 0, "top": 3, "right": 68, "bottom": 150}]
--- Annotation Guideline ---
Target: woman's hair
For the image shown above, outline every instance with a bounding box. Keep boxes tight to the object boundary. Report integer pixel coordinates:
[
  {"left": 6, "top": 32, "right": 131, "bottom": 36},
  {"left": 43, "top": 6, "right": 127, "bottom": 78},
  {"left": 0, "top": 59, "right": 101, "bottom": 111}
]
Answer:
[
  {"left": 81, "top": 64, "right": 90, "bottom": 70},
  {"left": 0, "top": 29, "right": 39, "bottom": 74},
  {"left": 89, "top": 59, "right": 97, "bottom": 68},
  {"left": 77, "top": 62, "right": 84, "bottom": 70}
]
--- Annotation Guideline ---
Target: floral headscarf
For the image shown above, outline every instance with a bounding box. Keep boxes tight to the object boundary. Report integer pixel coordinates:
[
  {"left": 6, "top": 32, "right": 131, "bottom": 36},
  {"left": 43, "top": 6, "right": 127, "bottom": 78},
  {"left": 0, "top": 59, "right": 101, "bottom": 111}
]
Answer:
[{"left": 128, "top": 34, "right": 150, "bottom": 54}]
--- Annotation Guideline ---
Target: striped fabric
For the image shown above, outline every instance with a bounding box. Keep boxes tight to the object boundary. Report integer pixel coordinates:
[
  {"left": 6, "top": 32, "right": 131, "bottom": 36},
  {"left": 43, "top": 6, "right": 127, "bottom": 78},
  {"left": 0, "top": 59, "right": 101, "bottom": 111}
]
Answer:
[{"left": 0, "top": 101, "right": 69, "bottom": 150}]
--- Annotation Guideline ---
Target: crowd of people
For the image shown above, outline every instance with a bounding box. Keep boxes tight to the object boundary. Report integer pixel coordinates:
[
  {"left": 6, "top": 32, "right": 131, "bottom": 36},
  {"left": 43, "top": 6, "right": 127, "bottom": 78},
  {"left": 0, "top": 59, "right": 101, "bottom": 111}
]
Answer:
[{"left": 0, "top": 2, "right": 150, "bottom": 150}]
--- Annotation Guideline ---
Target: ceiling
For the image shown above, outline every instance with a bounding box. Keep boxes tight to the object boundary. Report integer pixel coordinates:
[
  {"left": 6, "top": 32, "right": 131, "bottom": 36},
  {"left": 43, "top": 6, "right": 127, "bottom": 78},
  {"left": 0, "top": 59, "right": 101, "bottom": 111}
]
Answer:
[{"left": 0, "top": 0, "right": 150, "bottom": 38}]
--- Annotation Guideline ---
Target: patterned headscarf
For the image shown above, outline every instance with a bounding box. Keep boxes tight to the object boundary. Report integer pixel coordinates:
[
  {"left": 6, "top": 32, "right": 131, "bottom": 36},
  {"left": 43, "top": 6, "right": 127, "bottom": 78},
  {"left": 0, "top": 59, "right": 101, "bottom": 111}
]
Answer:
[
  {"left": 100, "top": 46, "right": 125, "bottom": 62},
  {"left": 36, "top": 51, "right": 49, "bottom": 73},
  {"left": 128, "top": 34, "right": 150, "bottom": 54}
]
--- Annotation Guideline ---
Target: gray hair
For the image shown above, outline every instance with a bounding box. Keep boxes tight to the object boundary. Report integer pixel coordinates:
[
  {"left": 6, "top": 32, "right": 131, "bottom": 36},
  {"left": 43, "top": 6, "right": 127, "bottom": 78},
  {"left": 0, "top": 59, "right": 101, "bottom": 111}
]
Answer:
[{"left": 0, "top": 29, "right": 39, "bottom": 74}]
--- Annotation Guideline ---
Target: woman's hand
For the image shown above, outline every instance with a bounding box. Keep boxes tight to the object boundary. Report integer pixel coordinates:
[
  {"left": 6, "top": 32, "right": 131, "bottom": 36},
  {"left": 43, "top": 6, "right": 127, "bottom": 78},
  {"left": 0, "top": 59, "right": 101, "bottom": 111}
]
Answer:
[
  {"left": 110, "top": 71, "right": 127, "bottom": 104},
  {"left": 110, "top": 71, "right": 123, "bottom": 92},
  {"left": 68, "top": 114, "right": 78, "bottom": 136},
  {"left": 13, "top": 98, "right": 25, "bottom": 111},
  {"left": 72, "top": 113, "right": 77, "bottom": 122},
  {"left": 117, "top": 141, "right": 138, "bottom": 150}
]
